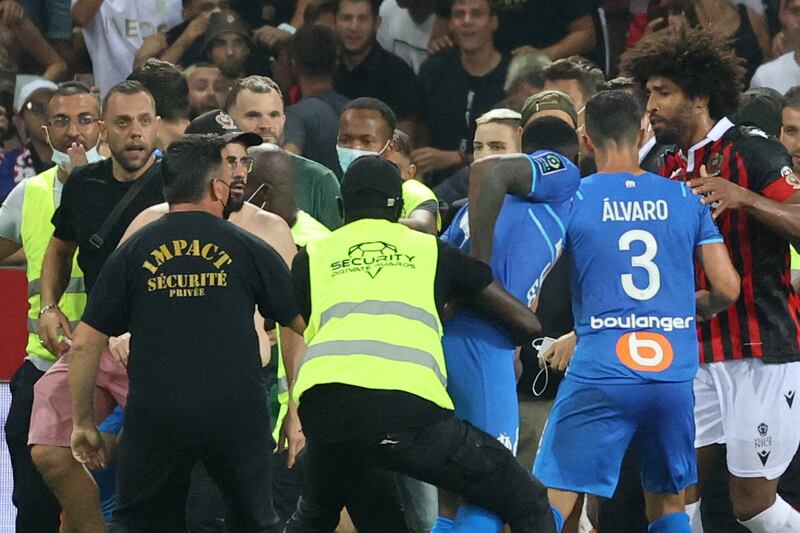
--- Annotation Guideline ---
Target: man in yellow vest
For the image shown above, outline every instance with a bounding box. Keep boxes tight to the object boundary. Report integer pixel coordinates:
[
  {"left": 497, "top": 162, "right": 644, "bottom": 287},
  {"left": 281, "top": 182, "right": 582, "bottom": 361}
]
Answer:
[
  {"left": 285, "top": 155, "right": 558, "bottom": 532},
  {"left": 0, "top": 81, "right": 101, "bottom": 532}
]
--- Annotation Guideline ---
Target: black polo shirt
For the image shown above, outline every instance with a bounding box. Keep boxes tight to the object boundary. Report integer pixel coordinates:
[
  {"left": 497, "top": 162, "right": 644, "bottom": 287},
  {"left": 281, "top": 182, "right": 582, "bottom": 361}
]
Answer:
[{"left": 334, "top": 42, "right": 424, "bottom": 120}]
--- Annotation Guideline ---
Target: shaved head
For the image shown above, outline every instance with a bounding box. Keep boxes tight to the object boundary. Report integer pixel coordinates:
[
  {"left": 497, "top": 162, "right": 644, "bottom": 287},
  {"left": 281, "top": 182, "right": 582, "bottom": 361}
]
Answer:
[{"left": 246, "top": 143, "right": 296, "bottom": 223}]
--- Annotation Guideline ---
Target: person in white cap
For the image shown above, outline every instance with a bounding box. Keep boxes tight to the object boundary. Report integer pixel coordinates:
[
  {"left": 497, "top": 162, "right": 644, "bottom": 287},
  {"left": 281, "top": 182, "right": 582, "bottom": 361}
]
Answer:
[{"left": 0, "top": 79, "right": 58, "bottom": 200}]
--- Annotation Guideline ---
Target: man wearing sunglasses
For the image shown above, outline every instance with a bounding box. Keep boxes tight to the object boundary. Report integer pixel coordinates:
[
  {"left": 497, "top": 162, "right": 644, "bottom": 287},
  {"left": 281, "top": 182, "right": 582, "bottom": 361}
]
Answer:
[
  {"left": 0, "top": 80, "right": 102, "bottom": 532},
  {"left": 0, "top": 79, "right": 58, "bottom": 203}
]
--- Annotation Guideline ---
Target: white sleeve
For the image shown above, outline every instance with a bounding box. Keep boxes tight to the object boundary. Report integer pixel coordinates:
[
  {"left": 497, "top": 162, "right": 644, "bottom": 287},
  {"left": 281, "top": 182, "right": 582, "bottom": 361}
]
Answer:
[{"left": 0, "top": 179, "right": 26, "bottom": 243}]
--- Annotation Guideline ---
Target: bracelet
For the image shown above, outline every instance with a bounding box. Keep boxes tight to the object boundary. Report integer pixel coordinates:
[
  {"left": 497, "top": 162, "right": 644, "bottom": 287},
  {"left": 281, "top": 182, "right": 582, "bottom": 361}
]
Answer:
[{"left": 39, "top": 304, "right": 60, "bottom": 317}]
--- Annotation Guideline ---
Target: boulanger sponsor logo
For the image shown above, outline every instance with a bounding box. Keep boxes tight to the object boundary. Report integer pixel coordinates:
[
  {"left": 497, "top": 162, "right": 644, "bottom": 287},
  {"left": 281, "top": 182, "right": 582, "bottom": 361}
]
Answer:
[
  {"left": 330, "top": 241, "right": 416, "bottom": 279},
  {"left": 590, "top": 313, "right": 695, "bottom": 332},
  {"left": 755, "top": 423, "right": 773, "bottom": 467},
  {"left": 615, "top": 331, "right": 674, "bottom": 372}
]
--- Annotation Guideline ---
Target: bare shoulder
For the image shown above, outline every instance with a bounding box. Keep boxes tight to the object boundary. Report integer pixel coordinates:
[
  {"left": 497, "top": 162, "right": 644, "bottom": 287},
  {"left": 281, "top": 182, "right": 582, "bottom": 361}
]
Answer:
[{"left": 119, "top": 202, "right": 169, "bottom": 245}]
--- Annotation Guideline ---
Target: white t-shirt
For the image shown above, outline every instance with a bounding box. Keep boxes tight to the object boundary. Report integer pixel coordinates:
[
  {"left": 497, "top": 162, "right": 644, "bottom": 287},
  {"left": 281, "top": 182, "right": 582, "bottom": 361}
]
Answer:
[
  {"left": 376, "top": 0, "right": 434, "bottom": 75},
  {"left": 72, "top": 0, "right": 183, "bottom": 96},
  {"left": 750, "top": 52, "right": 800, "bottom": 94},
  {"left": 0, "top": 176, "right": 63, "bottom": 244}
]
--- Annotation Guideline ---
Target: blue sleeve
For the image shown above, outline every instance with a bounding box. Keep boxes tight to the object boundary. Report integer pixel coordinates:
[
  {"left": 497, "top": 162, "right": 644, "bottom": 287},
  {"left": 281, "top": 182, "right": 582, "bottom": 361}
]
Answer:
[
  {"left": 695, "top": 197, "right": 723, "bottom": 247},
  {"left": 526, "top": 150, "right": 581, "bottom": 204},
  {"left": 441, "top": 205, "right": 468, "bottom": 248}
]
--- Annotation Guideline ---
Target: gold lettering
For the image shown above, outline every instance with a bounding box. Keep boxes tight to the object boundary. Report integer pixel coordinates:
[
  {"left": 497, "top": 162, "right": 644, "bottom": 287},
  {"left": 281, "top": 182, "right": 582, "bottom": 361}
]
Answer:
[
  {"left": 172, "top": 239, "right": 188, "bottom": 257},
  {"left": 142, "top": 260, "right": 158, "bottom": 274},
  {"left": 213, "top": 253, "right": 232, "bottom": 269},
  {"left": 150, "top": 244, "right": 174, "bottom": 267},
  {"left": 147, "top": 277, "right": 157, "bottom": 291},
  {"left": 186, "top": 239, "right": 201, "bottom": 257},
  {"left": 201, "top": 243, "right": 217, "bottom": 260}
]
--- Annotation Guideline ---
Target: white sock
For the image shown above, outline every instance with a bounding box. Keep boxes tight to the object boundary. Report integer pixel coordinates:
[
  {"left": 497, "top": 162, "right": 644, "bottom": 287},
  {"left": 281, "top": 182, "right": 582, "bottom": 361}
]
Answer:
[
  {"left": 738, "top": 496, "right": 800, "bottom": 532},
  {"left": 686, "top": 500, "right": 704, "bottom": 533}
]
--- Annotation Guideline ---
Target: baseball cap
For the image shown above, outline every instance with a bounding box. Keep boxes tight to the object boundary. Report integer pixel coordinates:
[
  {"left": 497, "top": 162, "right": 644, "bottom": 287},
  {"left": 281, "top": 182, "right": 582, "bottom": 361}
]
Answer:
[
  {"left": 14, "top": 78, "right": 57, "bottom": 114},
  {"left": 341, "top": 156, "right": 402, "bottom": 210},
  {"left": 185, "top": 109, "right": 262, "bottom": 147},
  {"left": 521, "top": 90, "right": 577, "bottom": 128},
  {"left": 203, "top": 12, "right": 251, "bottom": 51}
]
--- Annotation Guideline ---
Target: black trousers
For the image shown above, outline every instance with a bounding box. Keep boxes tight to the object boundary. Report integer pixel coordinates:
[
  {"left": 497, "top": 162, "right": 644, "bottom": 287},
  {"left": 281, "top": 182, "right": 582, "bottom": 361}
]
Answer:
[
  {"left": 286, "top": 417, "right": 555, "bottom": 533},
  {"left": 110, "top": 416, "right": 279, "bottom": 533},
  {"left": 4, "top": 360, "right": 61, "bottom": 532},
  {"left": 273, "top": 449, "right": 410, "bottom": 532}
]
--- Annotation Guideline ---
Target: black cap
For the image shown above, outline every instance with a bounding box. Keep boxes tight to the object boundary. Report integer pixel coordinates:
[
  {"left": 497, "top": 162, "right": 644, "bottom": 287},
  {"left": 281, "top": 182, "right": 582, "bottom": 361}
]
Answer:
[
  {"left": 341, "top": 156, "right": 402, "bottom": 210},
  {"left": 203, "top": 12, "right": 251, "bottom": 51},
  {"left": 185, "top": 109, "right": 263, "bottom": 147}
]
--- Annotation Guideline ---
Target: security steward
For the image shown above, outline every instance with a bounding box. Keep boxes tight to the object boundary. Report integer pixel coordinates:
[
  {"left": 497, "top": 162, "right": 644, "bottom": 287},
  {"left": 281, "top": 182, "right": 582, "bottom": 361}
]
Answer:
[{"left": 286, "top": 156, "right": 558, "bottom": 533}]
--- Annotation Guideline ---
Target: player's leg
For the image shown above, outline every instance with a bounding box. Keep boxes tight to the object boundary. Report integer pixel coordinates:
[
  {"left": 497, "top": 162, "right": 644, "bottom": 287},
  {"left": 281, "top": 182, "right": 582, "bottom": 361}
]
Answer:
[
  {"left": 685, "top": 363, "right": 728, "bottom": 532},
  {"left": 439, "top": 335, "right": 519, "bottom": 532},
  {"left": 634, "top": 380, "right": 697, "bottom": 533},
  {"left": 712, "top": 360, "right": 800, "bottom": 531}
]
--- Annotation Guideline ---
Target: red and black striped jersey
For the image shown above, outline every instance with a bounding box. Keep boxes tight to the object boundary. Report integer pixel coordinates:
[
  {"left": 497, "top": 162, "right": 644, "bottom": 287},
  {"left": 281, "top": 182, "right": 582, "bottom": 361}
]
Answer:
[{"left": 661, "top": 118, "right": 800, "bottom": 365}]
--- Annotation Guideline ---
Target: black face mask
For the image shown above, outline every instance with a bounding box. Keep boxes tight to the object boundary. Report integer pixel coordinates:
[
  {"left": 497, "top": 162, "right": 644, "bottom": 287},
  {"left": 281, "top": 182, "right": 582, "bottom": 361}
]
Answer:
[{"left": 219, "top": 178, "right": 245, "bottom": 220}]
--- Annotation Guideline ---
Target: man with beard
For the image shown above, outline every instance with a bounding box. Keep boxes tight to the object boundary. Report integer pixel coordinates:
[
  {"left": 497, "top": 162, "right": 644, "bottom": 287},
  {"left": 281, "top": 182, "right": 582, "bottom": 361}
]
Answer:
[
  {"left": 227, "top": 76, "right": 343, "bottom": 229},
  {"left": 622, "top": 27, "right": 800, "bottom": 533},
  {"left": 204, "top": 12, "right": 252, "bottom": 82},
  {"left": 68, "top": 135, "right": 306, "bottom": 532},
  {"left": 0, "top": 80, "right": 103, "bottom": 533},
  {"left": 185, "top": 63, "right": 227, "bottom": 117},
  {"left": 780, "top": 87, "right": 800, "bottom": 175}
]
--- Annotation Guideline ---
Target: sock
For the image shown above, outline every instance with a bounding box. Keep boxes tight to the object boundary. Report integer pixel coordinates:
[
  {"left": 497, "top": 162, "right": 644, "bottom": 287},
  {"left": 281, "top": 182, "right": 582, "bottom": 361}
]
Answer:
[
  {"left": 551, "top": 505, "right": 564, "bottom": 533},
  {"left": 451, "top": 505, "right": 503, "bottom": 532},
  {"left": 739, "top": 496, "right": 800, "bottom": 532},
  {"left": 432, "top": 516, "right": 455, "bottom": 532},
  {"left": 648, "top": 512, "right": 691, "bottom": 533},
  {"left": 685, "top": 500, "right": 704, "bottom": 533}
]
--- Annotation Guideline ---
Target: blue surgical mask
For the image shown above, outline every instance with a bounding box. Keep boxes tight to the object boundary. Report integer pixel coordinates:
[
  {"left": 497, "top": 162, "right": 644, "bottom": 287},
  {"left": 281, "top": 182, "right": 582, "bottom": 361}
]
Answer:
[
  {"left": 336, "top": 140, "right": 390, "bottom": 173},
  {"left": 46, "top": 128, "right": 103, "bottom": 171}
]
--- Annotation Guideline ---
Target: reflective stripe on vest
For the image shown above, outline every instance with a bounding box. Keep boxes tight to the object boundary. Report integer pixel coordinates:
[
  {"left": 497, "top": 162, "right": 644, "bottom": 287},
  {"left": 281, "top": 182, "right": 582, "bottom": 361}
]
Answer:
[
  {"left": 303, "top": 339, "right": 447, "bottom": 387},
  {"left": 27, "top": 276, "right": 85, "bottom": 298},
  {"left": 278, "top": 375, "right": 289, "bottom": 395},
  {"left": 320, "top": 300, "right": 440, "bottom": 334}
]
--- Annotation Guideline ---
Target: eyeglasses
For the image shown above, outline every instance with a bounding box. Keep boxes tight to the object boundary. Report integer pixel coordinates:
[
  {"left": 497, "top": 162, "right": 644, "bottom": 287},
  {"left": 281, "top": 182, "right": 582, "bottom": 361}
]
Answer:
[
  {"left": 49, "top": 115, "right": 100, "bottom": 130},
  {"left": 224, "top": 155, "right": 254, "bottom": 173}
]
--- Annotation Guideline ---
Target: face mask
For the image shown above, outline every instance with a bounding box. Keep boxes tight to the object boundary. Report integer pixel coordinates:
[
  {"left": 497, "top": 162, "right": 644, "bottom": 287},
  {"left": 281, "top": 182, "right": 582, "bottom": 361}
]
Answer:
[
  {"left": 46, "top": 128, "right": 103, "bottom": 172},
  {"left": 336, "top": 140, "right": 390, "bottom": 173}
]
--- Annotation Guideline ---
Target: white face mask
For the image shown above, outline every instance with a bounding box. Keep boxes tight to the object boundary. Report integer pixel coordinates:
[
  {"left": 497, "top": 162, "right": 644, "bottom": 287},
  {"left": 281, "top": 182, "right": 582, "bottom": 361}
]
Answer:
[
  {"left": 45, "top": 128, "right": 103, "bottom": 172},
  {"left": 336, "top": 140, "right": 390, "bottom": 173}
]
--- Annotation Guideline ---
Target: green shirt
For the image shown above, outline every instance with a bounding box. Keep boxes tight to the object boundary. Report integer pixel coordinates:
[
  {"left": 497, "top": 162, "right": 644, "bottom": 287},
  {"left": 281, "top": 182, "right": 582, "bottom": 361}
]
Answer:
[{"left": 290, "top": 153, "right": 342, "bottom": 230}]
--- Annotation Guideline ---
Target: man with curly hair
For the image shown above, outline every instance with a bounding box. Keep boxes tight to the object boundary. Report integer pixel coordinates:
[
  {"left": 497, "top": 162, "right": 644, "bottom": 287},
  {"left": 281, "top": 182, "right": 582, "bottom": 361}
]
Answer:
[{"left": 622, "top": 26, "right": 800, "bottom": 533}]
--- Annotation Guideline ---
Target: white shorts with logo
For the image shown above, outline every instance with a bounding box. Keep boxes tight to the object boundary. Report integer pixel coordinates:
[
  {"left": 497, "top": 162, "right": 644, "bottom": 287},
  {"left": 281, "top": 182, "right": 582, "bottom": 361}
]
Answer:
[{"left": 694, "top": 358, "right": 800, "bottom": 480}]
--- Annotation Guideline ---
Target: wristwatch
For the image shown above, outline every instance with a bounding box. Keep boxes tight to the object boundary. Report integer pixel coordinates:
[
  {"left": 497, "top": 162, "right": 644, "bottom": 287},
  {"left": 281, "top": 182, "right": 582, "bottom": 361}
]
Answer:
[{"left": 39, "top": 304, "right": 60, "bottom": 317}]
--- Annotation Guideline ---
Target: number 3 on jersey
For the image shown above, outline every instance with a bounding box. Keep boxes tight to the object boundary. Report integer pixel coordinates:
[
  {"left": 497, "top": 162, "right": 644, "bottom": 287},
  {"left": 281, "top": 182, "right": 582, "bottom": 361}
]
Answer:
[{"left": 619, "top": 229, "right": 660, "bottom": 301}]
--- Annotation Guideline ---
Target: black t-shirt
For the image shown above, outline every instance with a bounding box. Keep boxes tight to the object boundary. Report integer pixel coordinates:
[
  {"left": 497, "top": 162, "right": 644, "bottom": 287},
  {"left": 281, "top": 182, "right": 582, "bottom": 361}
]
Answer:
[
  {"left": 419, "top": 49, "right": 509, "bottom": 182},
  {"left": 82, "top": 211, "right": 300, "bottom": 431},
  {"left": 493, "top": 0, "right": 594, "bottom": 54},
  {"left": 284, "top": 90, "right": 350, "bottom": 178},
  {"left": 292, "top": 231, "right": 494, "bottom": 442},
  {"left": 52, "top": 159, "right": 164, "bottom": 293},
  {"left": 334, "top": 43, "right": 424, "bottom": 120}
]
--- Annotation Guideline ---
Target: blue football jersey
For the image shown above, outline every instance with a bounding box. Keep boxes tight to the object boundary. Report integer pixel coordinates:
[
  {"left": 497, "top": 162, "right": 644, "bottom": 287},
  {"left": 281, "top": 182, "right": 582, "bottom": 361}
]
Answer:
[{"left": 566, "top": 172, "right": 723, "bottom": 383}]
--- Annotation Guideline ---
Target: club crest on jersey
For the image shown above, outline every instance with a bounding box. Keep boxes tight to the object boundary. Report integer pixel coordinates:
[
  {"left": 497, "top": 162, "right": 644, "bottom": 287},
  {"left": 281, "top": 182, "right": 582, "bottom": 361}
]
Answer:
[
  {"left": 533, "top": 153, "right": 565, "bottom": 175},
  {"left": 781, "top": 166, "right": 800, "bottom": 189},
  {"left": 706, "top": 153, "right": 724, "bottom": 176}
]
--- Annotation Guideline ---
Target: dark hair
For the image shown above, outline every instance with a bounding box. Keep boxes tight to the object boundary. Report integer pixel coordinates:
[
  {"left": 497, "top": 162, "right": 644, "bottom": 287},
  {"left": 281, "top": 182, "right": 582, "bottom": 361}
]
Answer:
[
  {"left": 291, "top": 24, "right": 339, "bottom": 79},
  {"left": 225, "top": 75, "right": 283, "bottom": 110},
  {"left": 335, "top": 0, "right": 380, "bottom": 17},
  {"left": 47, "top": 81, "right": 98, "bottom": 108},
  {"left": 127, "top": 59, "right": 190, "bottom": 122},
  {"left": 584, "top": 90, "right": 642, "bottom": 150},
  {"left": 343, "top": 97, "right": 397, "bottom": 133},
  {"left": 601, "top": 76, "right": 647, "bottom": 111},
  {"left": 304, "top": 0, "right": 337, "bottom": 23},
  {"left": 522, "top": 115, "right": 579, "bottom": 162},
  {"left": 785, "top": 86, "right": 800, "bottom": 110},
  {"left": 393, "top": 128, "right": 412, "bottom": 158},
  {"left": 620, "top": 26, "right": 745, "bottom": 120},
  {"left": 162, "top": 134, "right": 224, "bottom": 203},
  {"left": 450, "top": 0, "right": 496, "bottom": 15},
  {"left": 102, "top": 80, "right": 156, "bottom": 117},
  {"left": 544, "top": 56, "right": 605, "bottom": 103}
]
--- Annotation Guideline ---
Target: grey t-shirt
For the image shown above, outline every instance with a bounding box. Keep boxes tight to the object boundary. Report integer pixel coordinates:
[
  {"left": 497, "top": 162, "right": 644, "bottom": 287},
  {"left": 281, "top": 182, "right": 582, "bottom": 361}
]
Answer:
[
  {"left": 0, "top": 177, "right": 64, "bottom": 243},
  {"left": 285, "top": 90, "right": 350, "bottom": 179}
]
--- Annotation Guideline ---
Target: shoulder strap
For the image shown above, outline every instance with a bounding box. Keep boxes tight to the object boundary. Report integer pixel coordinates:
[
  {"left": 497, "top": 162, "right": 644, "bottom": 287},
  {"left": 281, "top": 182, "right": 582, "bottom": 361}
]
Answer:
[{"left": 88, "top": 165, "right": 158, "bottom": 249}]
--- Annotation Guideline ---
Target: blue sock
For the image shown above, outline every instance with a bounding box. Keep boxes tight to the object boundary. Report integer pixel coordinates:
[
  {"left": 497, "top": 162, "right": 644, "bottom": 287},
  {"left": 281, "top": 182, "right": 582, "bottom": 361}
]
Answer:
[
  {"left": 451, "top": 505, "right": 503, "bottom": 532},
  {"left": 648, "top": 512, "right": 691, "bottom": 533},
  {"left": 432, "top": 516, "right": 455, "bottom": 532},
  {"left": 550, "top": 505, "right": 564, "bottom": 533}
]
